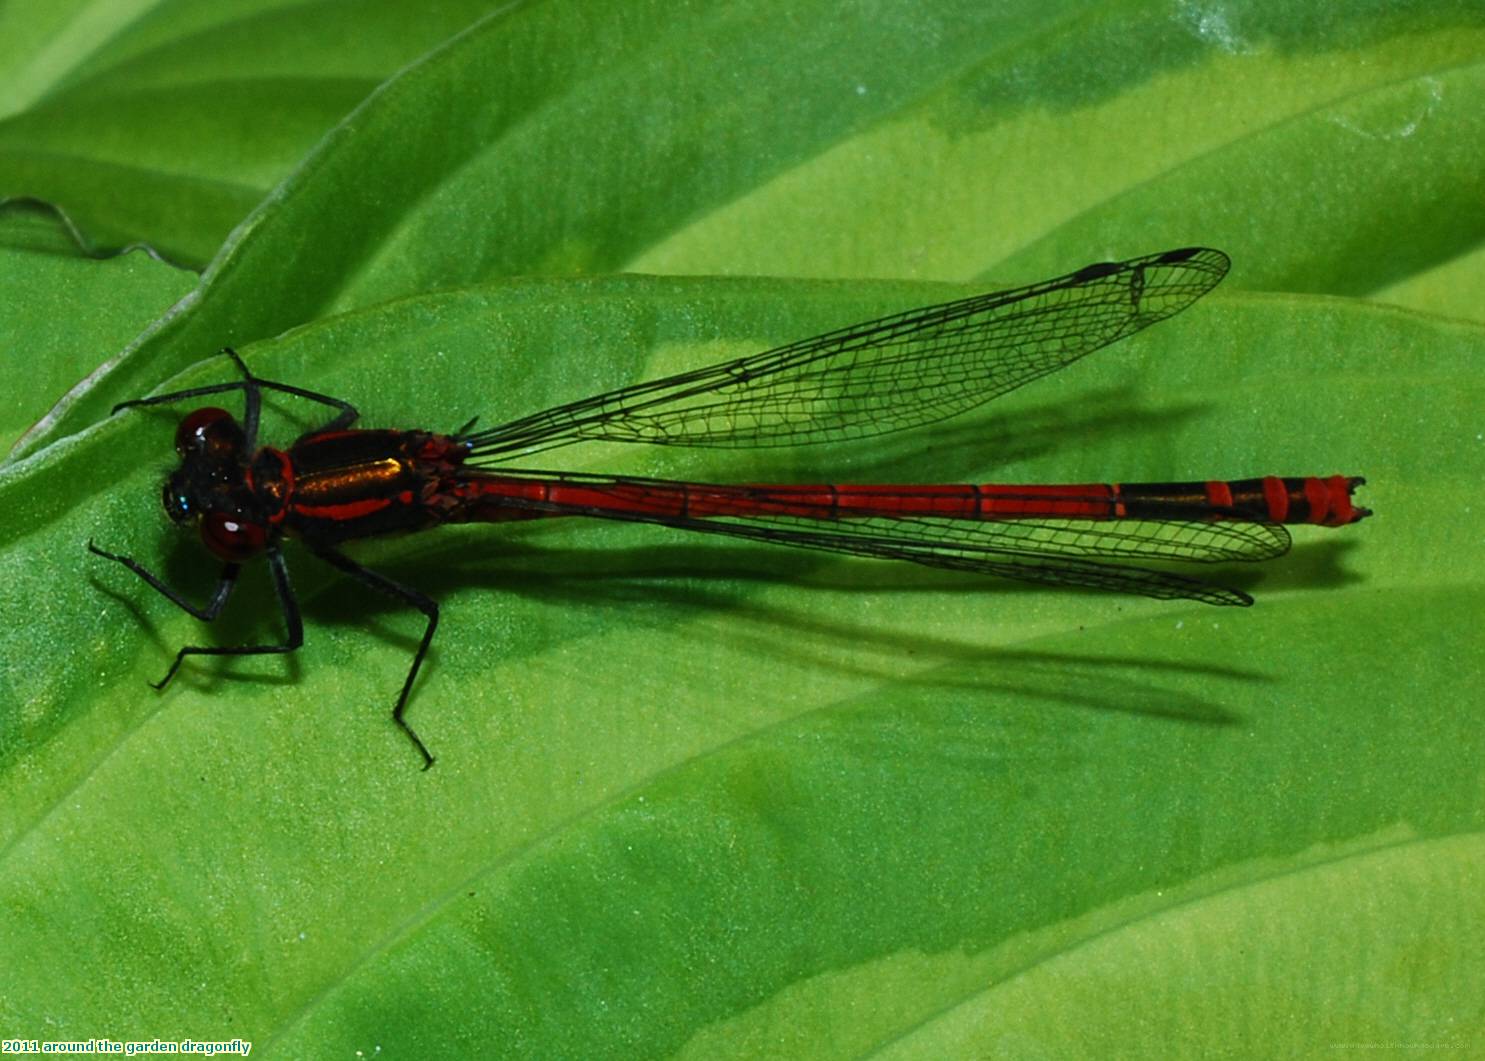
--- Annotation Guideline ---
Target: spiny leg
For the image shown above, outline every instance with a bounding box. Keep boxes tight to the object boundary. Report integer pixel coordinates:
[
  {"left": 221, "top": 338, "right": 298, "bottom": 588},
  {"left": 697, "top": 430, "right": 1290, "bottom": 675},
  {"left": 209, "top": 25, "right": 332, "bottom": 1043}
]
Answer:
[
  {"left": 311, "top": 544, "right": 440, "bottom": 770},
  {"left": 88, "top": 540, "right": 240, "bottom": 620},
  {"left": 216, "top": 348, "right": 359, "bottom": 440},
  {"left": 109, "top": 347, "right": 360, "bottom": 447},
  {"left": 142, "top": 546, "right": 304, "bottom": 692}
]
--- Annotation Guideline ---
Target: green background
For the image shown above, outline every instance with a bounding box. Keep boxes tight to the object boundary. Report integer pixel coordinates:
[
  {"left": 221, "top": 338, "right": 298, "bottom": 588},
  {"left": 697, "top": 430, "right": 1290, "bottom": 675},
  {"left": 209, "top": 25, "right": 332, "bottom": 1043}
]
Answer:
[{"left": 1, "top": 2, "right": 1481, "bottom": 1057}]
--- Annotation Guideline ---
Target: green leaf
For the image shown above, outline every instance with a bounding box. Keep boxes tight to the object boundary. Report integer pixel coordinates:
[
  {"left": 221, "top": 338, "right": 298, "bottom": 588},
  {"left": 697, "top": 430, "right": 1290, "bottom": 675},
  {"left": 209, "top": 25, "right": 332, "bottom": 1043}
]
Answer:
[
  {"left": 1, "top": 275, "right": 1480, "bottom": 1054},
  {"left": 0, "top": 0, "right": 508, "bottom": 263},
  {"left": 0, "top": 210, "right": 194, "bottom": 454},
  {"left": 16, "top": 2, "right": 1485, "bottom": 457},
  {"left": 2, "top": 2, "right": 1482, "bottom": 1055},
  {"left": 999, "top": 58, "right": 1485, "bottom": 297}
]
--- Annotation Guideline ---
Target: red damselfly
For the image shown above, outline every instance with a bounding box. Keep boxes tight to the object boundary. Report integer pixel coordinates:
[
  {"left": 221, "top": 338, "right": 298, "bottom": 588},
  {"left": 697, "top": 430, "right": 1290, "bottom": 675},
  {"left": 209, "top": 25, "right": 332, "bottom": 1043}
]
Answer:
[{"left": 89, "top": 247, "right": 1368, "bottom": 767}]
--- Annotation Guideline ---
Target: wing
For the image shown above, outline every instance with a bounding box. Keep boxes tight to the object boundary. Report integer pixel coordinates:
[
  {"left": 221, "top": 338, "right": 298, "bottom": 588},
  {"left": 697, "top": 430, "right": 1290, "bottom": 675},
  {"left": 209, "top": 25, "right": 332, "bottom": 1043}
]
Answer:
[
  {"left": 464, "top": 247, "right": 1230, "bottom": 460},
  {"left": 476, "top": 471, "right": 1288, "bottom": 607}
]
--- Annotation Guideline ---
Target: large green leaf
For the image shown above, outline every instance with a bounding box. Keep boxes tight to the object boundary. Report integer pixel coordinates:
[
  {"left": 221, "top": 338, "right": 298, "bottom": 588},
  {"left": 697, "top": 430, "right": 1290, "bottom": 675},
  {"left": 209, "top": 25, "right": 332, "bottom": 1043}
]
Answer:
[
  {"left": 1, "top": 1, "right": 1481, "bottom": 1056},
  {"left": 15, "top": 1, "right": 1485, "bottom": 457},
  {"left": 1, "top": 275, "right": 1480, "bottom": 1055}
]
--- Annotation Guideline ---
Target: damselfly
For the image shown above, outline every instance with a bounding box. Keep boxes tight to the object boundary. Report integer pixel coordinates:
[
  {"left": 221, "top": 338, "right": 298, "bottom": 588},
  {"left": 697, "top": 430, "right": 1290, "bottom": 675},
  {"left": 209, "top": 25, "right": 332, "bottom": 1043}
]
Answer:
[{"left": 90, "top": 247, "right": 1368, "bottom": 767}]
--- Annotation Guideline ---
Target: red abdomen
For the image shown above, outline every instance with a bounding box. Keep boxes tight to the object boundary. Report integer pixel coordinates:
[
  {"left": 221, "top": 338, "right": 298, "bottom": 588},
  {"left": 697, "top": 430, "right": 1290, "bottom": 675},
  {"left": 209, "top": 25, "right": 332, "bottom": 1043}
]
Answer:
[{"left": 443, "top": 475, "right": 1368, "bottom": 527}]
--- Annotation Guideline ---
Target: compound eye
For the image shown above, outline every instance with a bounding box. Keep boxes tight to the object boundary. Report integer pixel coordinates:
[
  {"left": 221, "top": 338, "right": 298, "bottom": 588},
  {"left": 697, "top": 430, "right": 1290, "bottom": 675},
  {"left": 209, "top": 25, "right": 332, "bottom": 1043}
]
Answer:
[
  {"left": 200, "top": 511, "right": 268, "bottom": 562},
  {"left": 162, "top": 479, "right": 194, "bottom": 524},
  {"left": 175, "top": 407, "right": 236, "bottom": 456}
]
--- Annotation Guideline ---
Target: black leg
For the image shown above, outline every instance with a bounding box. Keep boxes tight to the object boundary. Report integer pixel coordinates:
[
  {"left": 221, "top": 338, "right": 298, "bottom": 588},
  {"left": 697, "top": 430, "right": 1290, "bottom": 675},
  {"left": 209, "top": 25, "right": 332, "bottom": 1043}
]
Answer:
[
  {"left": 111, "top": 379, "right": 257, "bottom": 416},
  {"left": 143, "top": 546, "right": 305, "bottom": 692},
  {"left": 109, "top": 347, "right": 360, "bottom": 448},
  {"left": 217, "top": 348, "right": 360, "bottom": 438},
  {"left": 88, "top": 540, "right": 239, "bottom": 620},
  {"left": 232, "top": 350, "right": 264, "bottom": 448},
  {"left": 311, "top": 544, "right": 439, "bottom": 770},
  {"left": 92, "top": 539, "right": 304, "bottom": 692}
]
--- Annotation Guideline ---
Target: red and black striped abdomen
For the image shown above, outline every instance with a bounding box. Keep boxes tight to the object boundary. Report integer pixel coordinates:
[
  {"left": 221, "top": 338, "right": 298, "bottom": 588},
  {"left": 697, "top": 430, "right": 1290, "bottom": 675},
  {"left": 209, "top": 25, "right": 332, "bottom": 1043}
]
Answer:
[{"left": 1113, "top": 476, "right": 1367, "bottom": 526}]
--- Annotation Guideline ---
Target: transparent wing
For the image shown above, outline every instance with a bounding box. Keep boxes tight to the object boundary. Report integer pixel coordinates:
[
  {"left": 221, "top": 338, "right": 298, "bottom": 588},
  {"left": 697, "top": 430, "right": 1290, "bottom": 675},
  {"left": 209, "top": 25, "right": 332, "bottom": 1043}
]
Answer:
[
  {"left": 475, "top": 471, "right": 1287, "bottom": 607},
  {"left": 465, "top": 247, "right": 1230, "bottom": 460}
]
